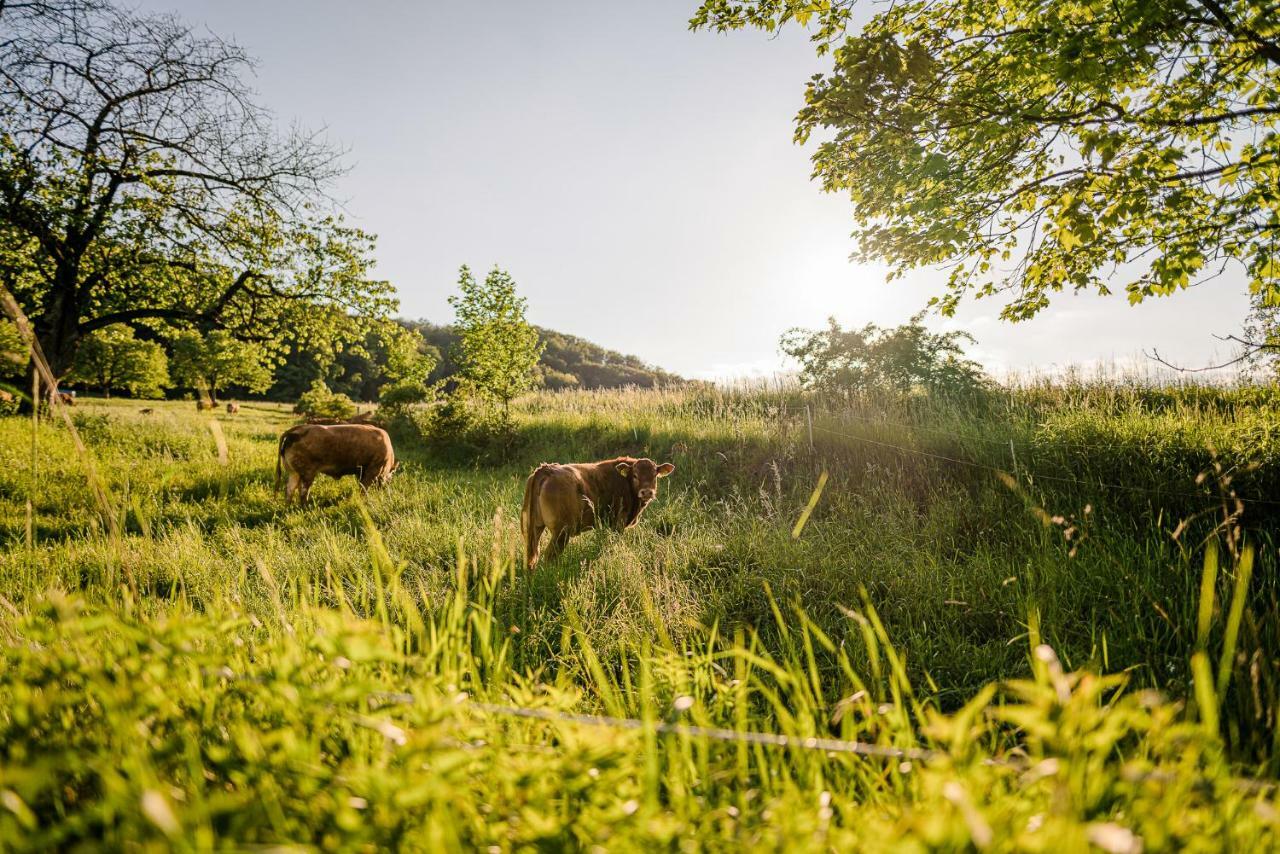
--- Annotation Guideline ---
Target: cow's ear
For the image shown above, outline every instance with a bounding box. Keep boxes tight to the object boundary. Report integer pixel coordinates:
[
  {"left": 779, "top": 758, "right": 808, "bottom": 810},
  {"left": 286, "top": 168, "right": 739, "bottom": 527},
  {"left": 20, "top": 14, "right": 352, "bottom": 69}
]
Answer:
[
  {"left": 656, "top": 462, "right": 675, "bottom": 477},
  {"left": 615, "top": 462, "right": 631, "bottom": 477}
]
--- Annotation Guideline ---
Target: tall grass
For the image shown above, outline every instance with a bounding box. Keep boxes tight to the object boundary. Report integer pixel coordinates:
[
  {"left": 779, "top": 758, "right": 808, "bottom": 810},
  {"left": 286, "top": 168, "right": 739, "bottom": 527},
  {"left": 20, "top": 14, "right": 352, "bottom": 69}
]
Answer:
[{"left": 1, "top": 387, "right": 1278, "bottom": 847}]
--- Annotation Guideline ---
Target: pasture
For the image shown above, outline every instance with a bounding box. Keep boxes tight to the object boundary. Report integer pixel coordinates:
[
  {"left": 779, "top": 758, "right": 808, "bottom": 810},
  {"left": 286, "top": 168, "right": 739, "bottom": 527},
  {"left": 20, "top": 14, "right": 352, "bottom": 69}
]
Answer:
[{"left": 2, "top": 385, "right": 1279, "bottom": 849}]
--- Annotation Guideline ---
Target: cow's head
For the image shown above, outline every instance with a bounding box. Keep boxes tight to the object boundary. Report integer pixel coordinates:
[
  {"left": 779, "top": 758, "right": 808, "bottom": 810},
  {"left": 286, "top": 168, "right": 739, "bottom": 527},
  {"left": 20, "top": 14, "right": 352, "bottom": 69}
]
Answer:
[
  {"left": 616, "top": 458, "right": 675, "bottom": 505},
  {"left": 374, "top": 460, "right": 400, "bottom": 486}
]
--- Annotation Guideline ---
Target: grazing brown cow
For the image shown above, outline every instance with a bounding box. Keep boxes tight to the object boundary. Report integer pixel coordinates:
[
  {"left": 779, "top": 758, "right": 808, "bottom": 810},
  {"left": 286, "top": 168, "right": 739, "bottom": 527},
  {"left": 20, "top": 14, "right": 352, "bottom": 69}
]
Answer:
[
  {"left": 226, "top": 402, "right": 240, "bottom": 414},
  {"left": 521, "top": 457, "right": 674, "bottom": 569},
  {"left": 56, "top": 391, "right": 74, "bottom": 406},
  {"left": 276, "top": 423, "right": 397, "bottom": 505}
]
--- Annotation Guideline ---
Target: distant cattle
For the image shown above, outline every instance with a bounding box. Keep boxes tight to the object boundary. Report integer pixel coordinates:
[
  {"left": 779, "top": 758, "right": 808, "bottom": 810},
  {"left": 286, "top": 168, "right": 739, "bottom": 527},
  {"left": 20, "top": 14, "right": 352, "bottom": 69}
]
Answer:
[
  {"left": 139, "top": 408, "right": 154, "bottom": 415},
  {"left": 56, "top": 391, "right": 74, "bottom": 406},
  {"left": 276, "top": 423, "right": 397, "bottom": 505},
  {"left": 521, "top": 456, "right": 674, "bottom": 569},
  {"left": 226, "top": 402, "right": 240, "bottom": 414}
]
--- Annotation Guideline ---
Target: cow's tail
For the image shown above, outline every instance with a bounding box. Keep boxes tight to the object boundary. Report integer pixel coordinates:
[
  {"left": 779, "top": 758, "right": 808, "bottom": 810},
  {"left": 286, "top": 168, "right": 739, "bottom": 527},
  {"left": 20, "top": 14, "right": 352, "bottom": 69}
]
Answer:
[{"left": 521, "top": 464, "right": 551, "bottom": 567}]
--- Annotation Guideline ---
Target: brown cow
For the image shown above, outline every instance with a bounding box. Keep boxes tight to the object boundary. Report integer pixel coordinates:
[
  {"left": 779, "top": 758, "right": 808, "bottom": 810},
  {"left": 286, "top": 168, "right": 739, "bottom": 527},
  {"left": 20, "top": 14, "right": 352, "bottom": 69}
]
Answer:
[
  {"left": 521, "top": 456, "right": 674, "bottom": 569},
  {"left": 276, "top": 423, "right": 398, "bottom": 505},
  {"left": 56, "top": 391, "right": 74, "bottom": 406},
  {"left": 226, "top": 402, "right": 240, "bottom": 414}
]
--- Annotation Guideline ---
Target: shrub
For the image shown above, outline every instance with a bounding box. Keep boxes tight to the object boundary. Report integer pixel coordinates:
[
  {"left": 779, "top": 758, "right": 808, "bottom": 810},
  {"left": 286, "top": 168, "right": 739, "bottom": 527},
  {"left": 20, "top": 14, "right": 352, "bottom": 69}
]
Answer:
[
  {"left": 378, "top": 379, "right": 433, "bottom": 412},
  {"left": 295, "top": 380, "right": 357, "bottom": 420}
]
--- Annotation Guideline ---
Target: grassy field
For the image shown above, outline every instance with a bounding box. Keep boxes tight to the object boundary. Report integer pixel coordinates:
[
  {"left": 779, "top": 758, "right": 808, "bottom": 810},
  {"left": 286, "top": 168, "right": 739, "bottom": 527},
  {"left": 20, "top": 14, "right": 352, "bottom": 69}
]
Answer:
[{"left": 2, "top": 386, "right": 1279, "bottom": 849}]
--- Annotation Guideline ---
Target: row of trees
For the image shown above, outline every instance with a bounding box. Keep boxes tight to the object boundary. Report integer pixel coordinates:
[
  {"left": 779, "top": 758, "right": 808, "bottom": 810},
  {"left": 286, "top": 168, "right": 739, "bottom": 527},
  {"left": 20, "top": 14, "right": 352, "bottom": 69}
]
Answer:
[
  {"left": 24, "top": 318, "right": 433, "bottom": 405},
  {"left": 4, "top": 253, "right": 669, "bottom": 415}
]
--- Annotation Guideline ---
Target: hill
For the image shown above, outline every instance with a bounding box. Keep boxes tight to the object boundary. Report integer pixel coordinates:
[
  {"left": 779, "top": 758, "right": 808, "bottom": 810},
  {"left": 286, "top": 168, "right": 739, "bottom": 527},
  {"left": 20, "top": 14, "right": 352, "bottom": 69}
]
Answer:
[{"left": 407, "top": 320, "right": 683, "bottom": 390}]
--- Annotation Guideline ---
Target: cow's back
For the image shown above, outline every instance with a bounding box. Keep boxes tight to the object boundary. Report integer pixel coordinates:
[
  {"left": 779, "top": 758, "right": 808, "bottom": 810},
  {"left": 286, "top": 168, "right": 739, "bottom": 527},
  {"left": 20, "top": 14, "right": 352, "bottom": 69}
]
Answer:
[{"left": 282, "top": 423, "right": 395, "bottom": 478}]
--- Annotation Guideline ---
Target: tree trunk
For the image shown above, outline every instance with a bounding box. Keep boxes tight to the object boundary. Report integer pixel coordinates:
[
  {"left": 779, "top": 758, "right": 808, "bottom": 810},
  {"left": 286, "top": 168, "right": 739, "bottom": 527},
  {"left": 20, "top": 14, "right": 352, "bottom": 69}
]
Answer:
[{"left": 34, "top": 264, "right": 83, "bottom": 385}]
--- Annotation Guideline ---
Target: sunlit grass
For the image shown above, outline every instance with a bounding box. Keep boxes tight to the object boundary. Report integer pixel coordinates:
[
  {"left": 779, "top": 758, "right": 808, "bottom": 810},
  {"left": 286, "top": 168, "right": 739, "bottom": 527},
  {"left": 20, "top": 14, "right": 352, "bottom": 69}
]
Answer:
[{"left": 1, "top": 386, "right": 1278, "bottom": 847}]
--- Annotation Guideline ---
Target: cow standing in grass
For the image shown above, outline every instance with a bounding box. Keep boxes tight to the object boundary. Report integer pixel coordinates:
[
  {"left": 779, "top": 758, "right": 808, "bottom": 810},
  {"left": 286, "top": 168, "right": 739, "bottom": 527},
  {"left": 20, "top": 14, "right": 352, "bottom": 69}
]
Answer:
[
  {"left": 276, "top": 423, "right": 397, "bottom": 505},
  {"left": 521, "top": 457, "right": 674, "bottom": 569}
]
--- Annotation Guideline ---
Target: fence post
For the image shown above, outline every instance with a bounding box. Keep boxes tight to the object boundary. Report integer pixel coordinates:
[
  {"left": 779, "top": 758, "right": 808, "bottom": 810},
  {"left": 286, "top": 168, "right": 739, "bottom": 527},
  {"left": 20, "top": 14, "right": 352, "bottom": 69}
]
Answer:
[
  {"left": 1009, "top": 439, "right": 1018, "bottom": 479},
  {"left": 805, "top": 404, "right": 814, "bottom": 454}
]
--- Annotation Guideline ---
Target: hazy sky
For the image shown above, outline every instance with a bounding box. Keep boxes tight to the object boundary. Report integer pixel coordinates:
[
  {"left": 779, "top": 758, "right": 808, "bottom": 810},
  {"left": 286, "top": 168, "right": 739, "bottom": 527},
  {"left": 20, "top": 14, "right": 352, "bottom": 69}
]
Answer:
[{"left": 138, "top": 0, "right": 1254, "bottom": 379}]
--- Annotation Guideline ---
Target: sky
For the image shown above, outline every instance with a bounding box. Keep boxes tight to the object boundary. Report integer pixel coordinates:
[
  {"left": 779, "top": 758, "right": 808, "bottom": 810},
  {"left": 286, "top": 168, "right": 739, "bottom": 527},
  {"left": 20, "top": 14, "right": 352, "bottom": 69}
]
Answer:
[{"left": 137, "top": 0, "right": 1255, "bottom": 380}]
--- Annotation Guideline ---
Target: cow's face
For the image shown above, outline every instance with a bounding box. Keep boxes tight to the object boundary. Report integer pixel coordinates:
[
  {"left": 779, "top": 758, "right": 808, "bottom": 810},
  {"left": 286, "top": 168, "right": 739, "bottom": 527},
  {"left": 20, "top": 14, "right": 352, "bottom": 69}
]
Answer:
[{"left": 616, "top": 458, "right": 675, "bottom": 505}]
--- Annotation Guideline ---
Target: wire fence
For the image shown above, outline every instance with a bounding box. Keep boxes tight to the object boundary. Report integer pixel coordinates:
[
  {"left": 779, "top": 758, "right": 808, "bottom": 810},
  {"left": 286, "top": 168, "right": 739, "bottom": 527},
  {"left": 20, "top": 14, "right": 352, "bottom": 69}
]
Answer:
[{"left": 357, "top": 689, "right": 1276, "bottom": 795}]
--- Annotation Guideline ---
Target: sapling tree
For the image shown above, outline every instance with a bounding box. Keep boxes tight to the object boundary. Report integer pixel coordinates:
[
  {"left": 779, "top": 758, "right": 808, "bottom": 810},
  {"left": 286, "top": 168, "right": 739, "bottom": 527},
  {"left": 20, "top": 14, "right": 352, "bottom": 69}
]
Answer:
[{"left": 447, "top": 265, "right": 544, "bottom": 419}]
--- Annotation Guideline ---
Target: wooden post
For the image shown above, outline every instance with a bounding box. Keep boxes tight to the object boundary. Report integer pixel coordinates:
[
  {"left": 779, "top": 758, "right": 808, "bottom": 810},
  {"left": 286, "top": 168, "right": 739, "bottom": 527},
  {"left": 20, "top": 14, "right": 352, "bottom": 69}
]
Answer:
[
  {"left": 1009, "top": 439, "right": 1018, "bottom": 479},
  {"left": 805, "top": 404, "right": 814, "bottom": 454}
]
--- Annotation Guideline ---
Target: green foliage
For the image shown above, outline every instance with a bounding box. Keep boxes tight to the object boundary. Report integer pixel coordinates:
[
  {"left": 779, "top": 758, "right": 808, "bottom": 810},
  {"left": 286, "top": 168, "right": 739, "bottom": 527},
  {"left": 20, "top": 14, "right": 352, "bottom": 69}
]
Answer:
[
  {"left": 0, "top": 318, "right": 24, "bottom": 373},
  {"left": 271, "top": 319, "right": 438, "bottom": 404},
  {"left": 692, "top": 0, "right": 1280, "bottom": 318},
  {"left": 295, "top": 379, "right": 357, "bottom": 420},
  {"left": 380, "top": 323, "right": 436, "bottom": 385},
  {"left": 447, "top": 266, "right": 545, "bottom": 413},
  {"left": 378, "top": 378, "right": 433, "bottom": 412},
  {"left": 67, "top": 325, "right": 169, "bottom": 398},
  {"left": 782, "top": 315, "right": 987, "bottom": 397},
  {"left": 170, "top": 330, "right": 273, "bottom": 404}
]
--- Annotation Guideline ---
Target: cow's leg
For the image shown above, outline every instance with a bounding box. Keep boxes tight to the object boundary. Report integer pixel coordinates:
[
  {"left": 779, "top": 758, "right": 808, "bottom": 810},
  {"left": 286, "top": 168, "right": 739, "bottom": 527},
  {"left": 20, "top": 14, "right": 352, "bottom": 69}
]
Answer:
[
  {"left": 541, "top": 527, "right": 572, "bottom": 565},
  {"left": 285, "top": 472, "right": 302, "bottom": 505},
  {"left": 298, "top": 476, "right": 313, "bottom": 506}
]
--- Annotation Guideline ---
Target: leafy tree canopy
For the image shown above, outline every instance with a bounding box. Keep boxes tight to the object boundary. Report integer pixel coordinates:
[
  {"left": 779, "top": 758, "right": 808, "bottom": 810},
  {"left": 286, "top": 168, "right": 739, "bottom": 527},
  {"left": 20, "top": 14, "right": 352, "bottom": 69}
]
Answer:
[
  {"left": 67, "top": 324, "right": 169, "bottom": 398},
  {"left": 781, "top": 315, "right": 987, "bottom": 396},
  {"left": 0, "top": 0, "right": 394, "bottom": 381},
  {"left": 170, "top": 330, "right": 272, "bottom": 405},
  {"left": 447, "top": 265, "right": 545, "bottom": 412},
  {"left": 692, "top": 0, "right": 1280, "bottom": 320},
  {"left": 379, "top": 323, "right": 437, "bottom": 386}
]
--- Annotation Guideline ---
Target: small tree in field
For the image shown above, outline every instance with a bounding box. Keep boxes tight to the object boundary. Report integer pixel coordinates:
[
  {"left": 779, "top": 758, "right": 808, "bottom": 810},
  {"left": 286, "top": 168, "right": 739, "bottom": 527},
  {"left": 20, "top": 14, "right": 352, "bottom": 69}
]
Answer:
[
  {"left": 171, "top": 330, "right": 273, "bottom": 406},
  {"left": 68, "top": 325, "right": 169, "bottom": 398},
  {"left": 782, "top": 315, "right": 986, "bottom": 398},
  {"left": 447, "top": 265, "right": 544, "bottom": 419}
]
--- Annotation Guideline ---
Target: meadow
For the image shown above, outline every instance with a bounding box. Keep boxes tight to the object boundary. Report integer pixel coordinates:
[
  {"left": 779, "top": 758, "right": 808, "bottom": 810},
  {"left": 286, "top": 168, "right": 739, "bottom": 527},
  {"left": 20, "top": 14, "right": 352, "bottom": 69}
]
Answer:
[{"left": 2, "top": 384, "right": 1279, "bottom": 849}]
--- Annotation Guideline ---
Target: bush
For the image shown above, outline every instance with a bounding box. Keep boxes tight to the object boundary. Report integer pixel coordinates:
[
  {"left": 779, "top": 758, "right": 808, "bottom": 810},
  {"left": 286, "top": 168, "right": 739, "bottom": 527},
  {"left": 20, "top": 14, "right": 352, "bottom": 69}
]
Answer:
[
  {"left": 378, "top": 379, "right": 432, "bottom": 413},
  {"left": 295, "top": 380, "right": 357, "bottom": 420},
  {"left": 422, "top": 383, "right": 518, "bottom": 460}
]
